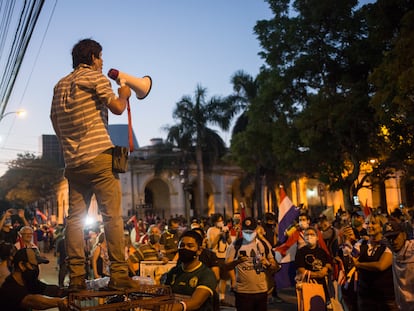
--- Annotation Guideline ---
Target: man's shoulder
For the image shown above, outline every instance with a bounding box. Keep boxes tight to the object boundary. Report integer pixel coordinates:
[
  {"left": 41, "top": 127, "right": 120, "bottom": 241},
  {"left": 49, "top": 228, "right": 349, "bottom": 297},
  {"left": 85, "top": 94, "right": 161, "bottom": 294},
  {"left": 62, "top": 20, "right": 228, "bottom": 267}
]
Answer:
[{"left": 0, "top": 274, "right": 26, "bottom": 294}]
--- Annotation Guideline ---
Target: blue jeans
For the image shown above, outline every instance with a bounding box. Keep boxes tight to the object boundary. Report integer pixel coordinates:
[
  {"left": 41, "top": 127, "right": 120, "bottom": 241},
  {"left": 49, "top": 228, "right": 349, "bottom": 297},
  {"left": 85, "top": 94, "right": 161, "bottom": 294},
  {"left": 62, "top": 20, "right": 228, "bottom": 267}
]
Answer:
[{"left": 64, "top": 151, "right": 128, "bottom": 284}]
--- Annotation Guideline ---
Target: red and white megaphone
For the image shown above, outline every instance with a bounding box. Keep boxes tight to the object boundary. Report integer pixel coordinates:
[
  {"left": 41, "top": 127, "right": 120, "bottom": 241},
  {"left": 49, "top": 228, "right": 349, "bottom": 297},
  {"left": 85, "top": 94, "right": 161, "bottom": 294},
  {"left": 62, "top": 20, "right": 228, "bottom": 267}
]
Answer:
[{"left": 108, "top": 68, "right": 152, "bottom": 100}]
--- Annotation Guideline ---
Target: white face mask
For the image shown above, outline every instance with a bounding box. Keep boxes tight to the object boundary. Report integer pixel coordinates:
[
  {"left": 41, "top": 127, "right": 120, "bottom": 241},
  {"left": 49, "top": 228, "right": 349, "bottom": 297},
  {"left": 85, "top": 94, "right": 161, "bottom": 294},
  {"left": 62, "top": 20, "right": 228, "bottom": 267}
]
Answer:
[
  {"left": 216, "top": 221, "right": 224, "bottom": 228},
  {"left": 299, "top": 221, "right": 309, "bottom": 230},
  {"left": 242, "top": 231, "right": 256, "bottom": 242}
]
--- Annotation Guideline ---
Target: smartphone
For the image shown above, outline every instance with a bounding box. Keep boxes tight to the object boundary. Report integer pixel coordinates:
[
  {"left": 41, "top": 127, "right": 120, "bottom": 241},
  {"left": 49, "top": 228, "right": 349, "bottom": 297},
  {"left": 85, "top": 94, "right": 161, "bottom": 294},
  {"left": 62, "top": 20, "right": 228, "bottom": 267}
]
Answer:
[{"left": 239, "top": 250, "right": 247, "bottom": 257}]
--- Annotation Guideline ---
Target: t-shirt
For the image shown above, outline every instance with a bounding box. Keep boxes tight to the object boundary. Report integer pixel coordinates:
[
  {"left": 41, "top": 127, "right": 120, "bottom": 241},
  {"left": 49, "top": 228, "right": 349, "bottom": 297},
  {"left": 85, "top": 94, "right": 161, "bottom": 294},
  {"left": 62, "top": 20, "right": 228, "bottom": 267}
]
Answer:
[
  {"left": 0, "top": 275, "right": 29, "bottom": 311},
  {"left": 295, "top": 245, "right": 330, "bottom": 285},
  {"left": 206, "top": 226, "right": 229, "bottom": 259},
  {"left": 225, "top": 238, "right": 273, "bottom": 294},
  {"left": 0, "top": 274, "right": 62, "bottom": 310},
  {"left": 163, "top": 262, "right": 217, "bottom": 311}
]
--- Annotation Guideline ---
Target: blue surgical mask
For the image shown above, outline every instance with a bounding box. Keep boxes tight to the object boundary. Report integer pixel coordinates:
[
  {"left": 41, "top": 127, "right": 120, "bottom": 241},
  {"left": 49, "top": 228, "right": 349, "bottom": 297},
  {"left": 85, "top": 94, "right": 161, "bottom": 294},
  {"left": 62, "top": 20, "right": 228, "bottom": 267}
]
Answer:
[{"left": 242, "top": 231, "right": 256, "bottom": 242}]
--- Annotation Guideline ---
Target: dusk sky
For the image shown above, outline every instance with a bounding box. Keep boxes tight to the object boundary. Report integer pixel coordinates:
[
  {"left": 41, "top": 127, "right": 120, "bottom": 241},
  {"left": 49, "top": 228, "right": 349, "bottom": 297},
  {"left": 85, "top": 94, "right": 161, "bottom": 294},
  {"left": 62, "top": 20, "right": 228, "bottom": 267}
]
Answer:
[
  {"left": 0, "top": 0, "right": 272, "bottom": 175},
  {"left": 0, "top": 0, "right": 374, "bottom": 176}
]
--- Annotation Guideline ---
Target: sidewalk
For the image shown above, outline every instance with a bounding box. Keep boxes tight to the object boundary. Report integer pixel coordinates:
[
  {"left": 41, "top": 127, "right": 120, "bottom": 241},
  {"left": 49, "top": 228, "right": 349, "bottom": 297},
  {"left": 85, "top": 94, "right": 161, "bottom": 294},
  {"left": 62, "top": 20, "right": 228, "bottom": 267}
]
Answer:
[{"left": 39, "top": 252, "right": 298, "bottom": 311}]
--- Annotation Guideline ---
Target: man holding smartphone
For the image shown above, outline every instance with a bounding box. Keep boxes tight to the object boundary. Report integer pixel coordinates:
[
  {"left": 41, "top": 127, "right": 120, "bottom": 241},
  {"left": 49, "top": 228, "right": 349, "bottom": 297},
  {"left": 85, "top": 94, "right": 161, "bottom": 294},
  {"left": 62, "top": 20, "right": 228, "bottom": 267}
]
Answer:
[{"left": 225, "top": 217, "right": 278, "bottom": 311}]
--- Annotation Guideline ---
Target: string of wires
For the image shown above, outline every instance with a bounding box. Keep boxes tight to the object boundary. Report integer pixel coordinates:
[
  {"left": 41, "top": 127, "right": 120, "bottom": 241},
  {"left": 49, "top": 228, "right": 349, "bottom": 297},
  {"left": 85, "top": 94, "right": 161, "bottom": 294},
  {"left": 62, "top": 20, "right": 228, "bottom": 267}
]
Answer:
[{"left": 0, "top": 0, "right": 45, "bottom": 117}]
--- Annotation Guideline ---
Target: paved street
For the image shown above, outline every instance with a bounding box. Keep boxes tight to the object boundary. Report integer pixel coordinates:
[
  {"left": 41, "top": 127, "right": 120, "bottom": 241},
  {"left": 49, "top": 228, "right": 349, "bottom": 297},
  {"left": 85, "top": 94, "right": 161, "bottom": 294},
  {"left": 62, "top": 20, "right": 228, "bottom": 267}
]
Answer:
[{"left": 39, "top": 252, "right": 298, "bottom": 311}]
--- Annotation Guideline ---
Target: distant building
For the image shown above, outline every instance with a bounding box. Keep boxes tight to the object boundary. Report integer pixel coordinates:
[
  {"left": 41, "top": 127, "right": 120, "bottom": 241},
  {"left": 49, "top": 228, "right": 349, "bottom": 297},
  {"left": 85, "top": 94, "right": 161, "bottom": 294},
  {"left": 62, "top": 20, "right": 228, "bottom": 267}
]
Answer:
[
  {"left": 40, "top": 134, "right": 64, "bottom": 167},
  {"left": 108, "top": 124, "right": 139, "bottom": 149},
  {"left": 40, "top": 126, "right": 407, "bottom": 226}
]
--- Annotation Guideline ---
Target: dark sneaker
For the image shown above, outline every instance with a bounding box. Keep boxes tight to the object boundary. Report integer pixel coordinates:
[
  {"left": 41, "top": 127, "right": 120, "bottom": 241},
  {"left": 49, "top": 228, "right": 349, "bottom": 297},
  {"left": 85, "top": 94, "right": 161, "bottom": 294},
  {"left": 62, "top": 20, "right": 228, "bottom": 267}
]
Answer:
[
  {"left": 269, "top": 295, "right": 284, "bottom": 304},
  {"left": 107, "top": 277, "right": 141, "bottom": 291}
]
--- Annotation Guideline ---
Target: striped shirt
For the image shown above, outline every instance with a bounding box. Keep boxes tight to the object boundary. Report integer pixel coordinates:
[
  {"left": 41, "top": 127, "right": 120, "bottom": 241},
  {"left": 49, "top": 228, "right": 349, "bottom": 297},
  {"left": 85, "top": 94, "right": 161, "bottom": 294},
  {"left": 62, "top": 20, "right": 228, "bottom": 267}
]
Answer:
[{"left": 50, "top": 64, "right": 116, "bottom": 168}]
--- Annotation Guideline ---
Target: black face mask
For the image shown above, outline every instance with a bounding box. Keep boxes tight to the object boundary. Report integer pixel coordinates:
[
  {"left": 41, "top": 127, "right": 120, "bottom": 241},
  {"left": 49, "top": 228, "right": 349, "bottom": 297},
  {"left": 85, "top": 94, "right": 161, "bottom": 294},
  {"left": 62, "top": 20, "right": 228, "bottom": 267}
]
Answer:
[
  {"left": 178, "top": 248, "right": 197, "bottom": 263},
  {"left": 149, "top": 234, "right": 160, "bottom": 244},
  {"left": 22, "top": 266, "right": 40, "bottom": 292}
]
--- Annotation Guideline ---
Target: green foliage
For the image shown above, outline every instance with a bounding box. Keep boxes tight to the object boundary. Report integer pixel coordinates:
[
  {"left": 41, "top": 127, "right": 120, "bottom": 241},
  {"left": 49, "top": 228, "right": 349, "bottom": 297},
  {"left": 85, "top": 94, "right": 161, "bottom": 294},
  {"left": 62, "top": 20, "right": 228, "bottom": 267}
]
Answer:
[
  {"left": 165, "top": 85, "right": 234, "bottom": 215},
  {"left": 369, "top": 8, "right": 414, "bottom": 170},
  {"left": 229, "top": 0, "right": 414, "bottom": 209},
  {"left": 0, "top": 153, "right": 63, "bottom": 206}
]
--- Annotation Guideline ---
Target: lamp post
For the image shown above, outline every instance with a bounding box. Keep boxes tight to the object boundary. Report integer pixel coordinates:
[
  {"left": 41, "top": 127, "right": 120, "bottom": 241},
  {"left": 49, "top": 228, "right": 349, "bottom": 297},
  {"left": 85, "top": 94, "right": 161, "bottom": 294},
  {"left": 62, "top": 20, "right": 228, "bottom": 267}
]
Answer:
[{"left": 0, "top": 109, "right": 26, "bottom": 122}]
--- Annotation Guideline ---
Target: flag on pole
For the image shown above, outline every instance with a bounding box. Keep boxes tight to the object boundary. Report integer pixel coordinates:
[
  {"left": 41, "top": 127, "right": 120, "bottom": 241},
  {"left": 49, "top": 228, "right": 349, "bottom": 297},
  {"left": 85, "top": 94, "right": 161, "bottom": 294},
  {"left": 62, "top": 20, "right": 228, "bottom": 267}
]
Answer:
[
  {"left": 363, "top": 199, "right": 371, "bottom": 217},
  {"left": 240, "top": 202, "right": 246, "bottom": 223},
  {"left": 278, "top": 186, "right": 300, "bottom": 244},
  {"left": 36, "top": 208, "right": 47, "bottom": 221}
]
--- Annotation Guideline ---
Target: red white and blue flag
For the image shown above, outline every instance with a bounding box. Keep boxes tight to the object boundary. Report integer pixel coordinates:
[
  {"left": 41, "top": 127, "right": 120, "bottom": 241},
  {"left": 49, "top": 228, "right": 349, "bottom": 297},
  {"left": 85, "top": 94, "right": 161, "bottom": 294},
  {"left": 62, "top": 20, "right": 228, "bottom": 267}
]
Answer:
[{"left": 278, "top": 186, "right": 300, "bottom": 244}]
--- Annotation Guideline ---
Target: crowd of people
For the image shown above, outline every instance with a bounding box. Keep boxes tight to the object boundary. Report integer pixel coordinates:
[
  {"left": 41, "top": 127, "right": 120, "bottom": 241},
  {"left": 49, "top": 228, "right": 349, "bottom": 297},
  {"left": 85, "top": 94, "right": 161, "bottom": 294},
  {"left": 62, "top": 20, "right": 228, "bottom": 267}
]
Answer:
[{"left": 0, "top": 204, "right": 413, "bottom": 311}]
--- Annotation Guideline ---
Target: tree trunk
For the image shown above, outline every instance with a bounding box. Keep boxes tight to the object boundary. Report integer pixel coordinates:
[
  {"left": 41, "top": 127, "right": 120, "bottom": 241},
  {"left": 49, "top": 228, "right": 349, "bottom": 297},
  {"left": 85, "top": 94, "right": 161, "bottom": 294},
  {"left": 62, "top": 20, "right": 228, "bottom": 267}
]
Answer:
[
  {"left": 195, "top": 146, "right": 205, "bottom": 217},
  {"left": 342, "top": 184, "right": 353, "bottom": 211},
  {"left": 255, "top": 166, "right": 263, "bottom": 220}
]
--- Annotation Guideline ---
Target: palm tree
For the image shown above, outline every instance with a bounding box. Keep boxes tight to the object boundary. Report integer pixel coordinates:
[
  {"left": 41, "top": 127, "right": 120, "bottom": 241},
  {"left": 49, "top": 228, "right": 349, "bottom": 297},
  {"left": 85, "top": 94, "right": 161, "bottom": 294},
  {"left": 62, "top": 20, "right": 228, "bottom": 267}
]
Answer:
[
  {"left": 229, "top": 70, "right": 258, "bottom": 136},
  {"left": 229, "top": 71, "right": 270, "bottom": 218},
  {"left": 166, "top": 84, "right": 235, "bottom": 216}
]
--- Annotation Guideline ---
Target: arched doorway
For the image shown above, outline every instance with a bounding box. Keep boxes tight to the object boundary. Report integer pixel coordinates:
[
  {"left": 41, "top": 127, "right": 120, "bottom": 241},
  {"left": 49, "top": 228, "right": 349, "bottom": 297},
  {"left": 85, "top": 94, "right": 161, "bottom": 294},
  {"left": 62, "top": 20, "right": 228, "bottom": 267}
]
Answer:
[{"left": 144, "top": 178, "right": 171, "bottom": 219}]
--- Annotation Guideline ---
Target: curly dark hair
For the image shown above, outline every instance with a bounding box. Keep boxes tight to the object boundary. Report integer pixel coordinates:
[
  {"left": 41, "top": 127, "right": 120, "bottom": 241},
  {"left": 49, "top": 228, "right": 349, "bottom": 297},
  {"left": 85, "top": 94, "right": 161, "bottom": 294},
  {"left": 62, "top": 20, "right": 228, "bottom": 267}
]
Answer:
[
  {"left": 72, "top": 38, "right": 102, "bottom": 68},
  {"left": 180, "top": 230, "right": 203, "bottom": 247}
]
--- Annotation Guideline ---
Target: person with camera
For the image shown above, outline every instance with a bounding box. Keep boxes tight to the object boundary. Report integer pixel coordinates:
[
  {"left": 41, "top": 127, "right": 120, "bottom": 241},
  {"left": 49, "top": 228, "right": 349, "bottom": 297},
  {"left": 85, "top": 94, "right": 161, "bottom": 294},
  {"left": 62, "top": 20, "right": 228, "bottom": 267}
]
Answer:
[
  {"left": 50, "top": 38, "right": 139, "bottom": 292},
  {"left": 0, "top": 209, "right": 30, "bottom": 245},
  {"left": 225, "top": 217, "right": 278, "bottom": 311}
]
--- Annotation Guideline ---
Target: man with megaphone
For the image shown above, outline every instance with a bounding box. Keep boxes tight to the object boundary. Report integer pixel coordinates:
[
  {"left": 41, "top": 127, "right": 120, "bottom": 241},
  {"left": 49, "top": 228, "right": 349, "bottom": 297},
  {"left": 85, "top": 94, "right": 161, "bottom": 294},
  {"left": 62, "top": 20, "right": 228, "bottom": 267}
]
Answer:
[{"left": 50, "top": 38, "right": 141, "bottom": 292}]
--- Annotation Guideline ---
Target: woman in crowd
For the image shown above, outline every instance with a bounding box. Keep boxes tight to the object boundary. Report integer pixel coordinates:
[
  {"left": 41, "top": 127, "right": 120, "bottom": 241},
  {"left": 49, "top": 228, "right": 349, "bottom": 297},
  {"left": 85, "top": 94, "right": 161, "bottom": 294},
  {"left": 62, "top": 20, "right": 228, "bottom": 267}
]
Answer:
[
  {"left": 352, "top": 214, "right": 398, "bottom": 311},
  {"left": 91, "top": 232, "right": 110, "bottom": 279}
]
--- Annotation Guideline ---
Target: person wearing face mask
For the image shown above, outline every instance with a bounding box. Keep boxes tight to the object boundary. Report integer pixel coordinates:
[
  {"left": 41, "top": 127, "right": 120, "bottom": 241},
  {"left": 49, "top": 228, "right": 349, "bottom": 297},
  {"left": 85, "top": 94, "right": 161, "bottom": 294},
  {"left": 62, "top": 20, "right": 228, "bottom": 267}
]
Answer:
[
  {"left": 225, "top": 217, "right": 278, "bottom": 311},
  {"left": 317, "top": 215, "right": 340, "bottom": 259},
  {"left": 162, "top": 230, "right": 218, "bottom": 311},
  {"left": 160, "top": 218, "right": 182, "bottom": 261},
  {"left": 295, "top": 227, "right": 332, "bottom": 307},
  {"left": 0, "top": 248, "right": 68, "bottom": 310},
  {"left": 206, "top": 213, "right": 234, "bottom": 306},
  {"left": 274, "top": 213, "right": 330, "bottom": 261},
  {"left": 274, "top": 212, "right": 330, "bottom": 291},
  {"left": 350, "top": 211, "right": 368, "bottom": 241},
  {"left": 135, "top": 225, "right": 169, "bottom": 270}
]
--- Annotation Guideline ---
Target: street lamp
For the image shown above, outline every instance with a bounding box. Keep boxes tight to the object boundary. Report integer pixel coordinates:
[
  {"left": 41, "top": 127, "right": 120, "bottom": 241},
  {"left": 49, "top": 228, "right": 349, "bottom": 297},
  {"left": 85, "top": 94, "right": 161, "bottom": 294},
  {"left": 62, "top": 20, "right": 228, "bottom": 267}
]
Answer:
[{"left": 0, "top": 109, "right": 26, "bottom": 122}]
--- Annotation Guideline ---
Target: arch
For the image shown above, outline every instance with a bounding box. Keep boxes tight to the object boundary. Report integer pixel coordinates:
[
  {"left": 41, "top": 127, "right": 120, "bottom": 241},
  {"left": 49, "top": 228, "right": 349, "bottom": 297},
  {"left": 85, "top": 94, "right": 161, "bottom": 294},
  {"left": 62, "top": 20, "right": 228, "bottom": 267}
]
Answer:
[{"left": 142, "top": 178, "right": 171, "bottom": 220}]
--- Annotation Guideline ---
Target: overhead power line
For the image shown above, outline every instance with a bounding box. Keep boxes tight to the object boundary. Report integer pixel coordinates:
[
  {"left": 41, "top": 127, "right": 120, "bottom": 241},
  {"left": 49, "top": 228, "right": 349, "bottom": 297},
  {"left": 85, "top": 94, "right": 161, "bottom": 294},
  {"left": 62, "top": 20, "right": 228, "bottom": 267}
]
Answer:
[{"left": 0, "top": 0, "right": 45, "bottom": 117}]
